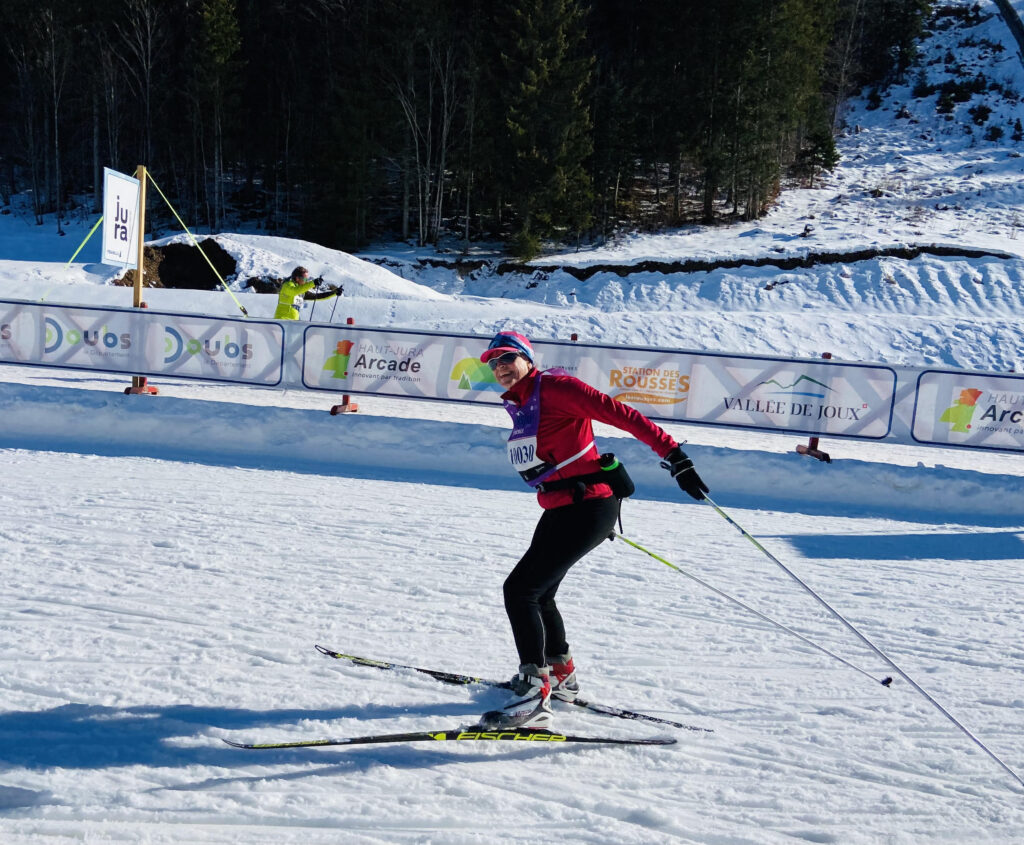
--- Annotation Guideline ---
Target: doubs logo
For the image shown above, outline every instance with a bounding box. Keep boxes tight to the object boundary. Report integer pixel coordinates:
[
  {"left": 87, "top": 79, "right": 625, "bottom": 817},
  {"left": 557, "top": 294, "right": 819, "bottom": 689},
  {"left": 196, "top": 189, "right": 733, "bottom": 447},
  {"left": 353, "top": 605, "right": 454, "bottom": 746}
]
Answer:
[
  {"left": 44, "top": 317, "right": 131, "bottom": 354},
  {"left": 164, "top": 327, "right": 253, "bottom": 364}
]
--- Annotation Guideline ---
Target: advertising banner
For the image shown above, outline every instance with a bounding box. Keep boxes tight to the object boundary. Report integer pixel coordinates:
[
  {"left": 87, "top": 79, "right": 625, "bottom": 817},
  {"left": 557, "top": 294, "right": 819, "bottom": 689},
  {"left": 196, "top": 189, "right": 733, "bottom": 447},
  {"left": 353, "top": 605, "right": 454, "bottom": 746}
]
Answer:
[
  {"left": 303, "top": 326, "right": 464, "bottom": 399},
  {"left": 39, "top": 306, "right": 145, "bottom": 371},
  {"left": 520, "top": 342, "right": 896, "bottom": 437},
  {"left": 302, "top": 328, "right": 691, "bottom": 406},
  {"left": 0, "top": 300, "right": 41, "bottom": 364},
  {"left": 101, "top": 167, "right": 140, "bottom": 267},
  {"left": 0, "top": 301, "right": 285, "bottom": 386},
  {"left": 912, "top": 370, "right": 1024, "bottom": 452},
  {"left": 300, "top": 328, "right": 897, "bottom": 439},
  {"left": 4, "top": 297, "right": 1021, "bottom": 453},
  {"left": 154, "top": 314, "right": 284, "bottom": 385},
  {"left": 686, "top": 356, "right": 897, "bottom": 437},
  {"left": 537, "top": 344, "right": 693, "bottom": 419}
]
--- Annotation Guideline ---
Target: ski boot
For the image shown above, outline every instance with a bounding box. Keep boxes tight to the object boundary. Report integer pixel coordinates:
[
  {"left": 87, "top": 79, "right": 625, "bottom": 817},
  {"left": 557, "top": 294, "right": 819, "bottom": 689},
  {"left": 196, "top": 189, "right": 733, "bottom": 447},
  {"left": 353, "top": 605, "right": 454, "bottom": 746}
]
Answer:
[
  {"left": 480, "top": 664, "right": 553, "bottom": 729},
  {"left": 548, "top": 652, "right": 580, "bottom": 702}
]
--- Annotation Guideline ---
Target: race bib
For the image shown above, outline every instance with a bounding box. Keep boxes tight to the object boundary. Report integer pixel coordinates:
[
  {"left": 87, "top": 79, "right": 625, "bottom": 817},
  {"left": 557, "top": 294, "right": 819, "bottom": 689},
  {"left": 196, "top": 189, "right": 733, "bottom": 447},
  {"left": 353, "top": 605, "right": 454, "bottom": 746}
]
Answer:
[
  {"left": 507, "top": 436, "right": 545, "bottom": 476},
  {"left": 503, "top": 369, "right": 592, "bottom": 488}
]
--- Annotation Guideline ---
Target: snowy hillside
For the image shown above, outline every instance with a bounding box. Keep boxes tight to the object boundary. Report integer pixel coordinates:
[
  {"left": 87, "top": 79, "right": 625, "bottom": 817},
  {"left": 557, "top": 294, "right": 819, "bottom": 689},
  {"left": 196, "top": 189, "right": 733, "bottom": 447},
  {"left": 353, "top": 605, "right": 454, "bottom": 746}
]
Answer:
[{"left": 0, "top": 2, "right": 1023, "bottom": 844}]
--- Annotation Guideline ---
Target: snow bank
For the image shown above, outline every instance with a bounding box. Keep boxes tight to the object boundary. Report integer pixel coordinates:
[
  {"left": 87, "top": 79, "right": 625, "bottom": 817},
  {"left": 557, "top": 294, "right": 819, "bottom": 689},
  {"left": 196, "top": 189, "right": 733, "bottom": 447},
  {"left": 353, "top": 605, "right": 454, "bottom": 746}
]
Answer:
[
  {"left": 2, "top": 382, "right": 1019, "bottom": 525},
  {"left": 208, "top": 233, "right": 449, "bottom": 301}
]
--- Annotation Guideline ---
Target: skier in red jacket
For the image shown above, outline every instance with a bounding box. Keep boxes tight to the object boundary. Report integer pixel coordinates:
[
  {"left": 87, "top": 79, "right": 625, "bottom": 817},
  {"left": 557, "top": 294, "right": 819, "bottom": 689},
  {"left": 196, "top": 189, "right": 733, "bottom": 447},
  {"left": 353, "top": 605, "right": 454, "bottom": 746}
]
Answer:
[{"left": 479, "top": 330, "right": 709, "bottom": 729}]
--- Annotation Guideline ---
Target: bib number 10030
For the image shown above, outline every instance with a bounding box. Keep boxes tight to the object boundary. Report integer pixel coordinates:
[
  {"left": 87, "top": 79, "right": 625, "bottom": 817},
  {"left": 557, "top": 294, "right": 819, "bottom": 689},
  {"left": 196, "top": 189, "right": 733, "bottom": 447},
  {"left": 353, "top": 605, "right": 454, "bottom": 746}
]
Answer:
[{"left": 507, "top": 437, "right": 542, "bottom": 473}]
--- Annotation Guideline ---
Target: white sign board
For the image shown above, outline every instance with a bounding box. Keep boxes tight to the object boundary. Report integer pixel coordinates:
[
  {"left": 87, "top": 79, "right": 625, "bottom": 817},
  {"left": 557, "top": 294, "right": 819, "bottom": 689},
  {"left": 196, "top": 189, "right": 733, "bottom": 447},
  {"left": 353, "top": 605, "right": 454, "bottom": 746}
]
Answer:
[
  {"left": 101, "top": 167, "right": 140, "bottom": 267},
  {"left": 686, "top": 356, "right": 897, "bottom": 438},
  {"left": 302, "top": 326, "right": 448, "bottom": 398},
  {"left": 912, "top": 370, "right": 1024, "bottom": 451},
  {"left": 154, "top": 314, "right": 285, "bottom": 384}
]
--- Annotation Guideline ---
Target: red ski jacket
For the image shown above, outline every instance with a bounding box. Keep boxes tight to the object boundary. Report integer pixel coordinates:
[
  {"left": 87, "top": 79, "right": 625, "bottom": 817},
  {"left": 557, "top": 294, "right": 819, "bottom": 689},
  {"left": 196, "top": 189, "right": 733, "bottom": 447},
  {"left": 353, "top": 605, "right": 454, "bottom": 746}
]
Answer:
[{"left": 502, "top": 368, "right": 678, "bottom": 510}]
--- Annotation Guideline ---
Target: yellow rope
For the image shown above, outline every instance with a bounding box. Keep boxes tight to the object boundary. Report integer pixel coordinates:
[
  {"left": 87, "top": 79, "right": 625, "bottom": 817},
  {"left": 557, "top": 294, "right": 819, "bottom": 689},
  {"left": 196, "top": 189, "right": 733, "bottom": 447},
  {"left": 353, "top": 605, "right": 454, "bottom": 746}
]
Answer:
[
  {"left": 64, "top": 215, "right": 104, "bottom": 270},
  {"left": 145, "top": 171, "right": 249, "bottom": 317},
  {"left": 37, "top": 215, "right": 107, "bottom": 303}
]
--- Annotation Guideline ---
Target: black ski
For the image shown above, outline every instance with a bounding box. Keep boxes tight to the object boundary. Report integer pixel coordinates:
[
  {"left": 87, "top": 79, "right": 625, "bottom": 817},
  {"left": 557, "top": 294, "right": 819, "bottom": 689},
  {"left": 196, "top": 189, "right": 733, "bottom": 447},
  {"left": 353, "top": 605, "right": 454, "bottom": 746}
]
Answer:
[
  {"left": 224, "top": 725, "right": 676, "bottom": 750},
  {"left": 314, "top": 645, "right": 711, "bottom": 733}
]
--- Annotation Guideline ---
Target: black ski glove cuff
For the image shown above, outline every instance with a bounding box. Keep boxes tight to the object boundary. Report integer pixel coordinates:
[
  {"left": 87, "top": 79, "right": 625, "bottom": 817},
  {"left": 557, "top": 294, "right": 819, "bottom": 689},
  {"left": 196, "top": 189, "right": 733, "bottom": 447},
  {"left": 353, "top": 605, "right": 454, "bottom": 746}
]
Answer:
[{"left": 661, "top": 446, "right": 709, "bottom": 501}]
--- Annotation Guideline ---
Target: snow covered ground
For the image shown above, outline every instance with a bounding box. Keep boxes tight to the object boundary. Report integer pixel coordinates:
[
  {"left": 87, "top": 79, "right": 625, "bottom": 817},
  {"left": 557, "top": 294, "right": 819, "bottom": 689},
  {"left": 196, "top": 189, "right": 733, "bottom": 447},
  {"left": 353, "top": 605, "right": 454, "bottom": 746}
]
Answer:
[
  {"left": 0, "top": 405, "right": 1022, "bottom": 845},
  {"left": 1, "top": 1, "right": 1023, "bottom": 842}
]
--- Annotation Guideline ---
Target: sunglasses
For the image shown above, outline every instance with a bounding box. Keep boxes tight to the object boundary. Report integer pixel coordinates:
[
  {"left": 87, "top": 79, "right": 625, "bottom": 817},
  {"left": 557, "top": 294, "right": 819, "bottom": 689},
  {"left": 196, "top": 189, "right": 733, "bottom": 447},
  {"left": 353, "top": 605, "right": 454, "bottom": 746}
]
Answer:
[{"left": 487, "top": 351, "right": 522, "bottom": 370}]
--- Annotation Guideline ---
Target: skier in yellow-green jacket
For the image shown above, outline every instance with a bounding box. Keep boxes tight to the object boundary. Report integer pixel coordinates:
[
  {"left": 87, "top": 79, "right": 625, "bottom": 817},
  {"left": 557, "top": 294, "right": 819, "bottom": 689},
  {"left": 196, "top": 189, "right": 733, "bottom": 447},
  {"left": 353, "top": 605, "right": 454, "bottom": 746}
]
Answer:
[{"left": 274, "top": 266, "right": 342, "bottom": 320}]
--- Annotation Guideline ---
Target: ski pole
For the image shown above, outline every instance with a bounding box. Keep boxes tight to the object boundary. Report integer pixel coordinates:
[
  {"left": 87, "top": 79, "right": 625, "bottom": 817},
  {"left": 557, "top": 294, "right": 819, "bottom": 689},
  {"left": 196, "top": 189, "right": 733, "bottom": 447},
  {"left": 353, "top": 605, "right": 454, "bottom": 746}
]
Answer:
[
  {"left": 613, "top": 532, "right": 891, "bottom": 686},
  {"left": 703, "top": 495, "right": 1024, "bottom": 792}
]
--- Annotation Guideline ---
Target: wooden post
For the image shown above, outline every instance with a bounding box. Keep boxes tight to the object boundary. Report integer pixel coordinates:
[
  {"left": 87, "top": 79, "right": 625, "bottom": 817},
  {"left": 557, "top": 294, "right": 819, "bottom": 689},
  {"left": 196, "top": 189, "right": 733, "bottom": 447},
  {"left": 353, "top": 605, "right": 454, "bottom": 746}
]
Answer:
[
  {"left": 133, "top": 165, "right": 146, "bottom": 308},
  {"left": 330, "top": 317, "right": 359, "bottom": 414},
  {"left": 126, "top": 164, "right": 158, "bottom": 395}
]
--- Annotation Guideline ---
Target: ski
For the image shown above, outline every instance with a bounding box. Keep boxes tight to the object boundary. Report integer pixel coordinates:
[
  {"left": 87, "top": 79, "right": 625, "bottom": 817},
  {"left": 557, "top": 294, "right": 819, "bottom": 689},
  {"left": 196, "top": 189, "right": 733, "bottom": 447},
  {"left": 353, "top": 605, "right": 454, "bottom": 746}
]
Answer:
[
  {"left": 223, "top": 726, "right": 676, "bottom": 750},
  {"left": 314, "top": 645, "right": 712, "bottom": 733}
]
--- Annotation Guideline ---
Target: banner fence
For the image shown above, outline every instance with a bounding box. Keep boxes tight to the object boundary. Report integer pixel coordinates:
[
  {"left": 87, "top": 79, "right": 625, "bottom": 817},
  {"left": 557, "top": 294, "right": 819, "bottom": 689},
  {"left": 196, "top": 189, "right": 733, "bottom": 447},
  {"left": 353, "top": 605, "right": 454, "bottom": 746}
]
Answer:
[{"left": 1, "top": 298, "right": 1021, "bottom": 453}]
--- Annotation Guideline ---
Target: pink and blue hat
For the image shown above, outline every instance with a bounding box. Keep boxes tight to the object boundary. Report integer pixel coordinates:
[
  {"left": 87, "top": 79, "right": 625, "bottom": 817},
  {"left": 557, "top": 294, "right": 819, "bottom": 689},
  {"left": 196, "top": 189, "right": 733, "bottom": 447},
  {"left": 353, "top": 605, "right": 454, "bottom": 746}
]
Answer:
[{"left": 480, "top": 330, "right": 534, "bottom": 364}]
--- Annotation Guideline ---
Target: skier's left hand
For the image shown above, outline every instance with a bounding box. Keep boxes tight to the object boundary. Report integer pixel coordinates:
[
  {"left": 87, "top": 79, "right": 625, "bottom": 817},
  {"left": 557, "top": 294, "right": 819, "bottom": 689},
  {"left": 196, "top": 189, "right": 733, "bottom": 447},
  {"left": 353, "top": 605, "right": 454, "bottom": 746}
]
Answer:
[{"left": 661, "top": 446, "right": 709, "bottom": 501}]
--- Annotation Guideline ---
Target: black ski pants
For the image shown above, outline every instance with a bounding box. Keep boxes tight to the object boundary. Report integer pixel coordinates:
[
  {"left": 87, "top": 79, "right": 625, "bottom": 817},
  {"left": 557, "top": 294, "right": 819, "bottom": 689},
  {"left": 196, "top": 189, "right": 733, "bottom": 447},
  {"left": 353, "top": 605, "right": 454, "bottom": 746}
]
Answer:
[{"left": 503, "top": 496, "right": 620, "bottom": 668}]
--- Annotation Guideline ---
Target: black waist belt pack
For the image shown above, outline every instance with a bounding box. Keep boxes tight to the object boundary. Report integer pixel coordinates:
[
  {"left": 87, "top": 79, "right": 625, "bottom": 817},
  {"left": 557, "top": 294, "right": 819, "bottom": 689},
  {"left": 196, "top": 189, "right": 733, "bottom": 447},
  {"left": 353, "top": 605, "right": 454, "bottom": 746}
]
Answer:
[{"left": 535, "top": 453, "right": 636, "bottom": 503}]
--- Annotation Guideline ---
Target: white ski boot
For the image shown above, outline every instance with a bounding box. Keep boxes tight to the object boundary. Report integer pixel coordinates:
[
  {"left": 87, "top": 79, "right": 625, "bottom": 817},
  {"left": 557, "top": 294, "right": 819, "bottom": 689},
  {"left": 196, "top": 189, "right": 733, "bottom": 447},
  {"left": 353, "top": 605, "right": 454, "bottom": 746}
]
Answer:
[{"left": 480, "top": 664, "right": 553, "bottom": 729}]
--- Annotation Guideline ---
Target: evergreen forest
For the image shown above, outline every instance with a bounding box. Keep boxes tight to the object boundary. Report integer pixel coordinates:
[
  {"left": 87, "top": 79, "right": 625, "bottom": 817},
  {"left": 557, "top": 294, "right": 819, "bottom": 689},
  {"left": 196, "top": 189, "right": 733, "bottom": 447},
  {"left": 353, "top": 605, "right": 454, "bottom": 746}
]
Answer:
[{"left": 0, "top": 0, "right": 931, "bottom": 257}]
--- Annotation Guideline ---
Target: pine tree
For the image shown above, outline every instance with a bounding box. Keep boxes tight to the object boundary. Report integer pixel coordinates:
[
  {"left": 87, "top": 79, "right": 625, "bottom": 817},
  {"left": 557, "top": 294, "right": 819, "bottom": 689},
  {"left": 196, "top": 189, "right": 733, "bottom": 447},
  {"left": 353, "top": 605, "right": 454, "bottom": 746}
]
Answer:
[
  {"left": 375, "top": 0, "right": 465, "bottom": 247},
  {"left": 687, "top": 0, "right": 835, "bottom": 221},
  {"left": 497, "top": 0, "right": 595, "bottom": 258},
  {"left": 0, "top": 0, "right": 925, "bottom": 243},
  {"left": 306, "top": 0, "right": 394, "bottom": 249},
  {"left": 191, "top": 0, "right": 243, "bottom": 231},
  {"left": 855, "top": 0, "right": 932, "bottom": 86}
]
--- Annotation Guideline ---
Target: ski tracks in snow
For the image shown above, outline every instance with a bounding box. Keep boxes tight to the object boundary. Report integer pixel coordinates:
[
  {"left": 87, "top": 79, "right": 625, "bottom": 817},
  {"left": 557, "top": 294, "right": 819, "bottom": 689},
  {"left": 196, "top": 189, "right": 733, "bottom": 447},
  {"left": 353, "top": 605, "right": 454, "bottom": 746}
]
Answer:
[{"left": 0, "top": 448, "right": 1022, "bottom": 843}]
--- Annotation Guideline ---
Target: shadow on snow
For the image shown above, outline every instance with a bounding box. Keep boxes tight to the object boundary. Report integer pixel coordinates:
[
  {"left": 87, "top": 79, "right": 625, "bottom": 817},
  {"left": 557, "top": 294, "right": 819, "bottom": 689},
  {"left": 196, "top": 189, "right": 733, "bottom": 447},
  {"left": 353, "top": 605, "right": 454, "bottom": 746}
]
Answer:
[
  {"left": 0, "top": 696, "right": 533, "bottom": 775},
  {"left": 779, "top": 530, "right": 1024, "bottom": 561}
]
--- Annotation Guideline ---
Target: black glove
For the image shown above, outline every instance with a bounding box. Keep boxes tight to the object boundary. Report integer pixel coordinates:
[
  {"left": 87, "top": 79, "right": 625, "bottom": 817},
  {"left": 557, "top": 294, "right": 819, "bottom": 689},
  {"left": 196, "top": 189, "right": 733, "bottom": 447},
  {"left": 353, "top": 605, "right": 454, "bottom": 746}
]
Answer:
[
  {"left": 661, "top": 446, "right": 709, "bottom": 501},
  {"left": 332, "top": 284, "right": 343, "bottom": 295}
]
